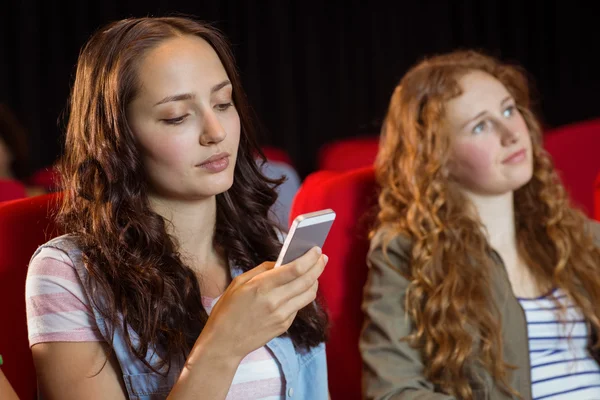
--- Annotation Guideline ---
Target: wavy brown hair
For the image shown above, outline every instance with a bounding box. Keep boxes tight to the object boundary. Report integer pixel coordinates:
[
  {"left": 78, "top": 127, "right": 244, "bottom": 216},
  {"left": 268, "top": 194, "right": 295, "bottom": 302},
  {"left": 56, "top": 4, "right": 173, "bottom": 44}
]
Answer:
[
  {"left": 58, "top": 17, "right": 327, "bottom": 374},
  {"left": 374, "top": 50, "right": 600, "bottom": 399}
]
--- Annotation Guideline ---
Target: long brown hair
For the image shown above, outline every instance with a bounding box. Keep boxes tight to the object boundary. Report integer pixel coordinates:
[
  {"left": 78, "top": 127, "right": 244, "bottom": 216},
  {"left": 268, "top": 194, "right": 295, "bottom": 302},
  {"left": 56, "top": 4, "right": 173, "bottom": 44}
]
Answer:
[
  {"left": 58, "top": 17, "right": 327, "bottom": 373},
  {"left": 375, "top": 50, "right": 600, "bottom": 399}
]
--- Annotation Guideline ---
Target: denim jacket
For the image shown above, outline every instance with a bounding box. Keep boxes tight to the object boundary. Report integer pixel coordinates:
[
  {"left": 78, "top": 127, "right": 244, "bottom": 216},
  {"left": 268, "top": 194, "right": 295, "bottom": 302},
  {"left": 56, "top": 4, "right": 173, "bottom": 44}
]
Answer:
[{"left": 33, "top": 235, "right": 329, "bottom": 399}]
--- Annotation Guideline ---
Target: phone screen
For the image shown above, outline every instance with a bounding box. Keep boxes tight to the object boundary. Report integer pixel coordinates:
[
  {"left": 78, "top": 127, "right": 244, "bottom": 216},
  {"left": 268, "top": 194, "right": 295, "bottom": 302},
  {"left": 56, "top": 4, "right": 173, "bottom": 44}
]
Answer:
[{"left": 277, "top": 212, "right": 335, "bottom": 267}]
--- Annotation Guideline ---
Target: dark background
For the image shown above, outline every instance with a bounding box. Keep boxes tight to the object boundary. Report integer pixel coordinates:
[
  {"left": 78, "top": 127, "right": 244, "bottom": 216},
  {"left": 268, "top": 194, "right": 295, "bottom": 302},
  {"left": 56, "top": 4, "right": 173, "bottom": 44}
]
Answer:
[{"left": 1, "top": 0, "right": 598, "bottom": 177}]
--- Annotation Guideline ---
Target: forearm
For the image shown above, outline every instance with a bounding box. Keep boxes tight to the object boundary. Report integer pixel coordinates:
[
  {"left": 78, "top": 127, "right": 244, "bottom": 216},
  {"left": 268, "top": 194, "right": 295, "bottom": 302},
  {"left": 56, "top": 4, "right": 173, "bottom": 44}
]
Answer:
[
  {"left": 168, "top": 332, "right": 241, "bottom": 400},
  {"left": 0, "top": 369, "right": 19, "bottom": 400}
]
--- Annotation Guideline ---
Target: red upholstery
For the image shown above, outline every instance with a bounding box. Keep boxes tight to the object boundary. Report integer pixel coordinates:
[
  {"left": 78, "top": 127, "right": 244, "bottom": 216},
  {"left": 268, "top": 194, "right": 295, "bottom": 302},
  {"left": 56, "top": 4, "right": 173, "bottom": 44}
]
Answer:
[
  {"left": 289, "top": 167, "right": 378, "bottom": 400},
  {"left": 260, "top": 146, "right": 294, "bottom": 167},
  {"left": 28, "top": 167, "right": 61, "bottom": 192},
  {"left": 0, "top": 193, "right": 62, "bottom": 400},
  {"left": 595, "top": 172, "right": 600, "bottom": 222},
  {"left": 0, "top": 179, "right": 27, "bottom": 202},
  {"left": 317, "top": 136, "right": 380, "bottom": 172},
  {"left": 543, "top": 119, "right": 600, "bottom": 216}
]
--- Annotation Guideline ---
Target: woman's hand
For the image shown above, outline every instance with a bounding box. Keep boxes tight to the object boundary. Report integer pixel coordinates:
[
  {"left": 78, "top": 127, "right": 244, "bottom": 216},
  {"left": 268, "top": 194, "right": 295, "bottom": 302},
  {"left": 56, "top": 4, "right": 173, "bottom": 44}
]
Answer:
[{"left": 198, "top": 246, "right": 328, "bottom": 362}]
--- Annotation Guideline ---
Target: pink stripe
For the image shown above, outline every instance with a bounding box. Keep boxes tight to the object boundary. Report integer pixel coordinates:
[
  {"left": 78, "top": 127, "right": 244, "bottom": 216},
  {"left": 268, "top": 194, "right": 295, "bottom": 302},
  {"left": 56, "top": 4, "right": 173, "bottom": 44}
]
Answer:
[
  {"left": 226, "top": 377, "right": 284, "bottom": 399},
  {"left": 29, "top": 257, "right": 79, "bottom": 284},
  {"left": 30, "top": 329, "right": 104, "bottom": 346},
  {"left": 201, "top": 296, "right": 215, "bottom": 309},
  {"left": 27, "top": 292, "right": 91, "bottom": 317},
  {"left": 240, "top": 347, "right": 277, "bottom": 363}
]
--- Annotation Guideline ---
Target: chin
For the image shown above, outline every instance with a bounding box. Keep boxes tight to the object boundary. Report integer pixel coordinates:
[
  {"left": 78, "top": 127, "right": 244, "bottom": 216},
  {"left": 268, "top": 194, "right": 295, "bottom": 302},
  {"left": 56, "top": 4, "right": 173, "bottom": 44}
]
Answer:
[
  {"left": 476, "top": 170, "right": 533, "bottom": 196},
  {"left": 200, "top": 175, "right": 235, "bottom": 196},
  {"left": 508, "top": 169, "right": 534, "bottom": 192}
]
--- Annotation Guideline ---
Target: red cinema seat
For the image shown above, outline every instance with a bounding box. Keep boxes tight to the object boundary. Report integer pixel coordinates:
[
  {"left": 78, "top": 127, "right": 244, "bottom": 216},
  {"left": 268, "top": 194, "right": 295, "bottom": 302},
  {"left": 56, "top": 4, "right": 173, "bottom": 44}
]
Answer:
[
  {"left": 317, "top": 136, "right": 380, "bottom": 172},
  {"left": 289, "top": 167, "right": 378, "bottom": 399},
  {"left": 0, "top": 193, "right": 62, "bottom": 399},
  {"left": 544, "top": 118, "right": 600, "bottom": 216},
  {"left": 0, "top": 179, "right": 27, "bottom": 202},
  {"left": 260, "top": 146, "right": 294, "bottom": 167}
]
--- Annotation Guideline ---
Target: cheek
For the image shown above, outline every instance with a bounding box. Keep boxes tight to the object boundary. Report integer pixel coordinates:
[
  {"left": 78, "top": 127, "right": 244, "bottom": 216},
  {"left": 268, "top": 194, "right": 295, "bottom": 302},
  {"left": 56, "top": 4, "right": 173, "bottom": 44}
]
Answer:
[
  {"left": 222, "top": 112, "right": 241, "bottom": 148},
  {"left": 138, "top": 131, "right": 192, "bottom": 171},
  {"left": 450, "top": 138, "right": 502, "bottom": 189},
  {"left": 515, "top": 116, "right": 532, "bottom": 145},
  {"left": 452, "top": 140, "right": 496, "bottom": 173}
]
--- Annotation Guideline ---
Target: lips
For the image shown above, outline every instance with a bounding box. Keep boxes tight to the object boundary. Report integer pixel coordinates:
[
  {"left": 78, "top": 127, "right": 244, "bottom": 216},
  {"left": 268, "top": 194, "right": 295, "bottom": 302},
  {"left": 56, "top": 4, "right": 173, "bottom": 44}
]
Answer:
[
  {"left": 197, "top": 152, "right": 229, "bottom": 167},
  {"left": 502, "top": 149, "right": 526, "bottom": 164},
  {"left": 196, "top": 152, "right": 230, "bottom": 173}
]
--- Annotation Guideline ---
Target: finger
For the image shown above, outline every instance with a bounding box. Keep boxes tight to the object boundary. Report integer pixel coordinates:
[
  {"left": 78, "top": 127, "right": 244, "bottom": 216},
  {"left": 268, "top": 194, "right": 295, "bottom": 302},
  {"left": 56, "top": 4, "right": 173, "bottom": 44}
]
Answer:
[
  {"left": 276, "top": 311, "right": 299, "bottom": 336},
  {"left": 266, "top": 247, "right": 323, "bottom": 287},
  {"left": 233, "top": 261, "right": 275, "bottom": 286},
  {"left": 277, "top": 280, "right": 320, "bottom": 319},
  {"left": 272, "top": 255, "right": 327, "bottom": 301}
]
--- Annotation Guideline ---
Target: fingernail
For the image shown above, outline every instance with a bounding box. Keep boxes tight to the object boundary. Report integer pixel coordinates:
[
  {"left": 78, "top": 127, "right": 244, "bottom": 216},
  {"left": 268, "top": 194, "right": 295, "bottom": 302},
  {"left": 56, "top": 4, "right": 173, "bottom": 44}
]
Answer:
[
  {"left": 315, "top": 247, "right": 322, "bottom": 254},
  {"left": 323, "top": 255, "right": 329, "bottom": 264}
]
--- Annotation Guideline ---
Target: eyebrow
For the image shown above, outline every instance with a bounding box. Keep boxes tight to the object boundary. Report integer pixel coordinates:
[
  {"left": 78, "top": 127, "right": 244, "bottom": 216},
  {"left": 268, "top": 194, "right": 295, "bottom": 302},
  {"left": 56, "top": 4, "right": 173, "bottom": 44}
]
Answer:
[
  {"left": 460, "top": 96, "right": 514, "bottom": 128},
  {"left": 154, "top": 93, "right": 195, "bottom": 107},
  {"left": 461, "top": 111, "right": 486, "bottom": 129},
  {"left": 153, "top": 80, "right": 232, "bottom": 107},
  {"left": 211, "top": 80, "right": 232, "bottom": 94}
]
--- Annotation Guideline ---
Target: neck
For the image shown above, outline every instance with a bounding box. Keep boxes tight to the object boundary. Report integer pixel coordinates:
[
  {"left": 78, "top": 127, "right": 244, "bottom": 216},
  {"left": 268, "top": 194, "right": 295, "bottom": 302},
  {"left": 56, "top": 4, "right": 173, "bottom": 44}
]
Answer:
[
  {"left": 149, "top": 194, "right": 222, "bottom": 273},
  {"left": 465, "top": 190, "right": 517, "bottom": 254}
]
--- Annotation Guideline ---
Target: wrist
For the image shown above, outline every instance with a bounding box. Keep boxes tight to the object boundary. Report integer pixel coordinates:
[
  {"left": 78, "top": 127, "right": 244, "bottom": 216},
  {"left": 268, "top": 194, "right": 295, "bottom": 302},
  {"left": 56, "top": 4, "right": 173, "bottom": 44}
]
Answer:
[{"left": 188, "top": 327, "right": 243, "bottom": 370}]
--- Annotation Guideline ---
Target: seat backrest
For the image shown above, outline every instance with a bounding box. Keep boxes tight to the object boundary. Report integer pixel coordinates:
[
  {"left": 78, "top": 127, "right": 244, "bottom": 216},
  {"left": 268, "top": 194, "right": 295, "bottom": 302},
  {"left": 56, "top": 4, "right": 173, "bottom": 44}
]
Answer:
[
  {"left": 544, "top": 118, "right": 600, "bottom": 216},
  {"left": 317, "top": 136, "right": 380, "bottom": 172},
  {"left": 289, "top": 167, "right": 378, "bottom": 400},
  {"left": 0, "top": 179, "right": 27, "bottom": 202},
  {"left": 0, "top": 193, "right": 62, "bottom": 400},
  {"left": 260, "top": 146, "right": 294, "bottom": 167},
  {"left": 28, "top": 167, "right": 61, "bottom": 192},
  {"left": 595, "top": 172, "right": 600, "bottom": 222},
  {"left": 259, "top": 160, "right": 302, "bottom": 228}
]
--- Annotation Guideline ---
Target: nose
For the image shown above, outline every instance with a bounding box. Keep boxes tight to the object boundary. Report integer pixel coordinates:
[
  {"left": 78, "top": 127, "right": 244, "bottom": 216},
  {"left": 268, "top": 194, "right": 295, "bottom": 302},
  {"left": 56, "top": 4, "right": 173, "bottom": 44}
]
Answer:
[
  {"left": 199, "top": 110, "right": 227, "bottom": 146},
  {"left": 496, "top": 119, "right": 519, "bottom": 146}
]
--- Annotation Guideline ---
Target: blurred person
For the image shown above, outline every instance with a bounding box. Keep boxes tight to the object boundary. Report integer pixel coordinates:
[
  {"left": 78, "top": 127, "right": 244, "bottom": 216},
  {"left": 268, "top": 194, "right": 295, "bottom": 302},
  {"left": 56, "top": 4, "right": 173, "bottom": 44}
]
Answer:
[{"left": 361, "top": 50, "right": 600, "bottom": 400}]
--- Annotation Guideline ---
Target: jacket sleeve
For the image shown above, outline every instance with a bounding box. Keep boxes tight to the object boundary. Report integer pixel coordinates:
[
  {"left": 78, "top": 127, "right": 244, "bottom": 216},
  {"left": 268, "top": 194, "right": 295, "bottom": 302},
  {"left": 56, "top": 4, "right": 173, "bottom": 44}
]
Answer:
[
  {"left": 360, "top": 231, "right": 455, "bottom": 400},
  {"left": 587, "top": 219, "right": 600, "bottom": 247}
]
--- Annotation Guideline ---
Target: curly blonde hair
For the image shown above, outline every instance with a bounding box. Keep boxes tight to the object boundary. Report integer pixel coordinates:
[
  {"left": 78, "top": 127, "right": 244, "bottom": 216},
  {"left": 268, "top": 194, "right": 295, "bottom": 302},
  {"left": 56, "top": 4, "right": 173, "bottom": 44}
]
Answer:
[{"left": 375, "top": 50, "right": 600, "bottom": 399}]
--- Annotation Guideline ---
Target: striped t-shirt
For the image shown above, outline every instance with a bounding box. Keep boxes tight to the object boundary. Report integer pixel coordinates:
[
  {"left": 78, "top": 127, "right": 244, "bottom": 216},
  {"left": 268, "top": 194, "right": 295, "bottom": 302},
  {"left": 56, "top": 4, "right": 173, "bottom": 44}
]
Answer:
[
  {"left": 518, "top": 289, "right": 600, "bottom": 400},
  {"left": 26, "top": 247, "right": 285, "bottom": 400}
]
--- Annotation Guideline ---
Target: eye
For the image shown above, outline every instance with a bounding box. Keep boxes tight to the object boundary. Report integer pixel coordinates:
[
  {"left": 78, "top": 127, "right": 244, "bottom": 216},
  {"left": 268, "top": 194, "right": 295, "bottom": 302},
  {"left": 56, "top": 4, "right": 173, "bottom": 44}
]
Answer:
[
  {"left": 503, "top": 105, "right": 516, "bottom": 118},
  {"left": 215, "top": 102, "right": 234, "bottom": 112},
  {"left": 472, "top": 120, "right": 487, "bottom": 135},
  {"left": 162, "top": 115, "right": 188, "bottom": 125}
]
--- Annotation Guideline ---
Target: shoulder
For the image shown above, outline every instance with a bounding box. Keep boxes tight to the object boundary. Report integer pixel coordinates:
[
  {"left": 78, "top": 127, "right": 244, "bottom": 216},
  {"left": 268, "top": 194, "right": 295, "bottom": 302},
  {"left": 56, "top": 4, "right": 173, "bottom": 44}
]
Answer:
[
  {"left": 27, "top": 245, "right": 79, "bottom": 290},
  {"left": 35, "top": 233, "right": 82, "bottom": 256},
  {"left": 259, "top": 160, "right": 300, "bottom": 181},
  {"left": 26, "top": 242, "right": 103, "bottom": 347},
  {"left": 369, "top": 227, "right": 413, "bottom": 273},
  {"left": 29, "top": 234, "right": 85, "bottom": 274},
  {"left": 586, "top": 219, "right": 600, "bottom": 247}
]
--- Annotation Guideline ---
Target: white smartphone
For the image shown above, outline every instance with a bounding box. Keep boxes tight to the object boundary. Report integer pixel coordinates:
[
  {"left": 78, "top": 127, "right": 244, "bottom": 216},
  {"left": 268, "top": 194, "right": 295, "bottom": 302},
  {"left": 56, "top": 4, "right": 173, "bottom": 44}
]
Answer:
[{"left": 274, "top": 208, "right": 336, "bottom": 268}]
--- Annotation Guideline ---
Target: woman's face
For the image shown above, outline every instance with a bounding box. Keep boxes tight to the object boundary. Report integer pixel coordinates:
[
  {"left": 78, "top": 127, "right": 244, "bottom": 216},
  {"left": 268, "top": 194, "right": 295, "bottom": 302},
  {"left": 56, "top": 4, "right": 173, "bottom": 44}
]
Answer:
[
  {"left": 127, "top": 35, "right": 241, "bottom": 202},
  {"left": 444, "top": 70, "right": 533, "bottom": 196}
]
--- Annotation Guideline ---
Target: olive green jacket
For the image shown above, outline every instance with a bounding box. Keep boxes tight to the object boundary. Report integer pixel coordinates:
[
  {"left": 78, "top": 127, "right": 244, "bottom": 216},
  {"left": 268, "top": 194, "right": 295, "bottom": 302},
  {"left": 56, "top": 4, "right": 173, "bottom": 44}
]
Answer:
[{"left": 360, "top": 223, "right": 600, "bottom": 400}]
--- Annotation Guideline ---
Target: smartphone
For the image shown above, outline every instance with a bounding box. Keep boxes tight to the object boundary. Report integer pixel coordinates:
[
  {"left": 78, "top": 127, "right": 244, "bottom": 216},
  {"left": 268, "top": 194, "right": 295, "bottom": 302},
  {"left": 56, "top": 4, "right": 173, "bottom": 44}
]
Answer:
[{"left": 274, "top": 209, "right": 336, "bottom": 268}]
